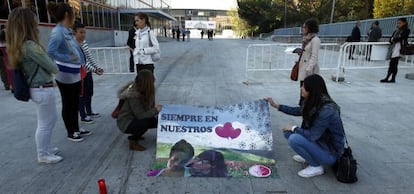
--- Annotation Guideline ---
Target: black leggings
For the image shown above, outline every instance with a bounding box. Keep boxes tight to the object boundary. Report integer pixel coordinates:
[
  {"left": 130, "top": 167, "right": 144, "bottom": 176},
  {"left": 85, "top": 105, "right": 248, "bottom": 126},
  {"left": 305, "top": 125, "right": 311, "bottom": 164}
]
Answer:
[
  {"left": 385, "top": 57, "right": 400, "bottom": 80},
  {"left": 56, "top": 80, "right": 81, "bottom": 135},
  {"left": 125, "top": 118, "right": 158, "bottom": 140}
]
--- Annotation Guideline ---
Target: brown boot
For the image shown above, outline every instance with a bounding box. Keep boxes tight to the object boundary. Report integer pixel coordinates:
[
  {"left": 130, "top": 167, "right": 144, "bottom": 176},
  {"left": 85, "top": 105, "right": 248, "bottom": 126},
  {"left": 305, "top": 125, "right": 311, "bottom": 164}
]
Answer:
[{"left": 129, "top": 139, "right": 146, "bottom": 151}]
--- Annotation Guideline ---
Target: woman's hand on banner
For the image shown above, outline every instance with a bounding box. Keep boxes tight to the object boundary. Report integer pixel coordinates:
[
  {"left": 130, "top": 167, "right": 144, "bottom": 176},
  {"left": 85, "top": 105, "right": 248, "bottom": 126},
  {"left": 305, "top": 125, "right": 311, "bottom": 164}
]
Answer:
[
  {"left": 265, "top": 97, "right": 279, "bottom": 109},
  {"left": 156, "top": 105, "right": 163, "bottom": 113}
]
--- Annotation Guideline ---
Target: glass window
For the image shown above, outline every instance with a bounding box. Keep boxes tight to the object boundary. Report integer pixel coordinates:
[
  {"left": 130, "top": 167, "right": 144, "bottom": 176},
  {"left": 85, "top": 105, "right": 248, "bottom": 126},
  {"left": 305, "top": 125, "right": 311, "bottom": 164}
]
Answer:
[
  {"left": 0, "top": 0, "right": 10, "bottom": 20},
  {"left": 93, "top": 5, "right": 100, "bottom": 27}
]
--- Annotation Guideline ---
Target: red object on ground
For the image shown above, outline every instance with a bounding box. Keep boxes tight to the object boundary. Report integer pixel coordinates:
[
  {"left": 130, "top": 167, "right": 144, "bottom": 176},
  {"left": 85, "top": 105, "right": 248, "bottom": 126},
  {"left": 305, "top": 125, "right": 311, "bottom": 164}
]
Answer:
[{"left": 97, "top": 179, "right": 107, "bottom": 194}]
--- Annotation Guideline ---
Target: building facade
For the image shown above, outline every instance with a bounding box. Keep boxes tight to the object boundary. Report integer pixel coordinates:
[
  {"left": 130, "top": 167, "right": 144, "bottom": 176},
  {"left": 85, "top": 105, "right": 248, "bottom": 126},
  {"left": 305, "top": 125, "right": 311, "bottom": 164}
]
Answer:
[{"left": 0, "top": 0, "right": 174, "bottom": 46}]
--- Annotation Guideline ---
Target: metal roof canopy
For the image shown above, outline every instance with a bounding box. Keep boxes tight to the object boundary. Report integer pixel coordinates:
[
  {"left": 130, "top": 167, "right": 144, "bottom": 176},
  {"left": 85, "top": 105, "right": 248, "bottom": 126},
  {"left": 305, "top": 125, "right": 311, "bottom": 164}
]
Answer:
[{"left": 119, "top": 9, "right": 176, "bottom": 21}]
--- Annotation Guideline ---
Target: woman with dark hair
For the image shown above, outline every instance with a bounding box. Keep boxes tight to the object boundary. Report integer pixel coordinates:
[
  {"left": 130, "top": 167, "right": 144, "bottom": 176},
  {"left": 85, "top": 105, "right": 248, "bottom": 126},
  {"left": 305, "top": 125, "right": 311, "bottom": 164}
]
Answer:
[
  {"left": 381, "top": 18, "right": 410, "bottom": 83},
  {"left": 133, "top": 13, "right": 160, "bottom": 74},
  {"left": 266, "top": 74, "right": 345, "bottom": 178},
  {"left": 7, "top": 8, "right": 62, "bottom": 163},
  {"left": 116, "top": 70, "right": 162, "bottom": 151},
  {"left": 297, "top": 18, "right": 321, "bottom": 105},
  {"left": 47, "top": 2, "right": 91, "bottom": 142}
]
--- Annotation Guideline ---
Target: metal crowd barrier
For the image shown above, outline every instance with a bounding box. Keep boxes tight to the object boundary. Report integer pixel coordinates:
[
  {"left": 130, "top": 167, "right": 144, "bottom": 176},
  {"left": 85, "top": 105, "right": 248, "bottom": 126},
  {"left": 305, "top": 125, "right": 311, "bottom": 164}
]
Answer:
[
  {"left": 245, "top": 42, "right": 414, "bottom": 83},
  {"left": 89, "top": 46, "right": 132, "bottom": 74},
  {"left": 245, "top": 43, "right": 340, "bottom": 83},
  {"left": 334, "top": 42, "right": 414, "bottom": 81}
]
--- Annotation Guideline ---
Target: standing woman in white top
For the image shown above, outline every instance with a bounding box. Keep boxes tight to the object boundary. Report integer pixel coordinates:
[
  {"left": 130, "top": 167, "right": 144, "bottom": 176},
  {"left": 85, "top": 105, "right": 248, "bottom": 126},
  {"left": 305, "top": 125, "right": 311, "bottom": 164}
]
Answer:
[
  {"left": 298, "top": 18, "right": 321, "bottom": 105},
  {"left": 133, "top": 13, "right": 160, "bottom": 74}
]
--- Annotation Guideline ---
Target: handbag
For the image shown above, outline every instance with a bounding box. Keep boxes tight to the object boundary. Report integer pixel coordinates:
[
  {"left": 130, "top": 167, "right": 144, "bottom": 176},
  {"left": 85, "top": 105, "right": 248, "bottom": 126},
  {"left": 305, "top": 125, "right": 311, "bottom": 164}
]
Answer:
[
  {"left": 111, "top": 99, "right": 125, "bottom": 119},
  {"left": 148, "top": 30, "right": 161, "bottom": 62},
  {"left": 13, "top": 64, "right": 39, "bottom": 102},
  {"left": 400, "top": 44, "right": 414, "bottom": 55},
  {"left": 290, "top": 61, "right": 299, "bottom": 81},
  {"left": 290, "top": 52, "right": 303, "bottom": 81},
  {"left": 332, "top": 130, "right": 358, "bottom": 183}
]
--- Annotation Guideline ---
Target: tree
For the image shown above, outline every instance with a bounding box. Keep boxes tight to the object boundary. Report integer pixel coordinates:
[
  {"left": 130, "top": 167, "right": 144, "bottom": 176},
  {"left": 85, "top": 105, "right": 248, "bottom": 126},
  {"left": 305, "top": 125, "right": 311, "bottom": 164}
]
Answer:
[
  {"left": 237, "top": 0, "right": 282, "bottom": 35},
  {"left": 373, "top": 0, "right": 414, "bottom": 18},
  {"left": 228, "top": 9, "right": 255, "bottom": 37}
]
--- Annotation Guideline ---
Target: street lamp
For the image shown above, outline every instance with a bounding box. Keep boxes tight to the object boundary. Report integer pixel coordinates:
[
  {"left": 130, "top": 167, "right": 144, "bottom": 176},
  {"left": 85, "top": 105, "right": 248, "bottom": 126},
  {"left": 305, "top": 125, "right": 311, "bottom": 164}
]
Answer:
[
  {"left": 330, "top": 0, "right": 336, "bottom": 23},
  {"left": 284, "top": 0, "right": 287, "bottom": 28}
]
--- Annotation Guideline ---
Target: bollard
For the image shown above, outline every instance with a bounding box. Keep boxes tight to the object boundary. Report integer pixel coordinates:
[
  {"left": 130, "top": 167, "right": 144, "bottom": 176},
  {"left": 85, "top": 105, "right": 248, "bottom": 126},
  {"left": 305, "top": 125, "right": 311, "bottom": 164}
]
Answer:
[{"left": 97, "top": 179, "right": 107, "bottom": 194}]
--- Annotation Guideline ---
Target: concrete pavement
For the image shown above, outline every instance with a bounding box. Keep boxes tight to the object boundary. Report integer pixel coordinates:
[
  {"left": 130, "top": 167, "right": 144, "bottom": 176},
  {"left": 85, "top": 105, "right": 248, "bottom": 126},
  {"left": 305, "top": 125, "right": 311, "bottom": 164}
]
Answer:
[{"left": 1, "top": 38, "right": 414, "bottom": 193}]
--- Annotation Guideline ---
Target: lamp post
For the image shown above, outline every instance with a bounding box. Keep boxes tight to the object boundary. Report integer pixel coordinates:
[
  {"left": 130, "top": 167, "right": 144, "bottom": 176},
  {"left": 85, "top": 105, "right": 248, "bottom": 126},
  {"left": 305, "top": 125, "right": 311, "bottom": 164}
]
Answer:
[
  {"left": 330, "top": 0, "right": 336, "bottom": 23},
  {"left": 284, "top": 0, "right": 287, "bottom": 28}
]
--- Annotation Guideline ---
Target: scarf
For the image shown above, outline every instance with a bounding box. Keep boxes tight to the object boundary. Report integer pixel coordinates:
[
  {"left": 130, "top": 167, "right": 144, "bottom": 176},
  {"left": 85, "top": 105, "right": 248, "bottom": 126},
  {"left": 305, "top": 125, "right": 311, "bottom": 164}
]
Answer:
[
  {"left": 135, "top": 26, "right": 150, "bottom": 40},
  {"left": 302, "top": 95, "right": 337, "bottom": 129},
  {"left": 302, "top": 33, "right": 316, "bottom": 49}
]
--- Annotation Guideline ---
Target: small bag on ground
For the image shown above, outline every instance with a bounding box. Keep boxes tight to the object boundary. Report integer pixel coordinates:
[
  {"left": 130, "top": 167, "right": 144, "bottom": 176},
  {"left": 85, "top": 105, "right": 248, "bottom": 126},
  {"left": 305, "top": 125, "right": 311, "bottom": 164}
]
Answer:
[{"left": 332, "top": 134, "right": 358, "bottom": 183}]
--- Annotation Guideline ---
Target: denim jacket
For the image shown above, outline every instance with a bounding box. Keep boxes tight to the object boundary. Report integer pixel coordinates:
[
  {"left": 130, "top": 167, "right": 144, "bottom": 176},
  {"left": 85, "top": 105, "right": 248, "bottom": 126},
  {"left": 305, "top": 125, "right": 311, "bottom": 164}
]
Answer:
[
  {"left": 279, "top": 103, "right": 345, "bottom": 158},
  {"left": 47, "top": 23, "right": 84, "bottom": 73},
  {"left": 20, "top": 40, "right": 58, "bottom": 87}
]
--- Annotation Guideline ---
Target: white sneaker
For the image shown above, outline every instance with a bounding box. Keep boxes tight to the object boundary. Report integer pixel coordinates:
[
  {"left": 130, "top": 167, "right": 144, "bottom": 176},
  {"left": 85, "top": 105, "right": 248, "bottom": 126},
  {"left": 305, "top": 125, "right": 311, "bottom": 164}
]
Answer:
[
  {"left": 49, "top": 147, "right": 59, "bottom": 155},
  {"left": 292, "top": 155, "right": 306, "bottom": 163},
  {"left": 298, "top": 165, "right": 324, "bottom": 178},
  {"left": 38, "top": 154, "right": 63, "bottom": 164}
]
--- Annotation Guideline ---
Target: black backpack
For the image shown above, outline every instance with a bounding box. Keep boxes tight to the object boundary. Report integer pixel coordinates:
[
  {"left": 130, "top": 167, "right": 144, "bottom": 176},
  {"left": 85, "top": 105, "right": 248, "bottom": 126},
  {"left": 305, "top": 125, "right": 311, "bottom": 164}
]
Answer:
[{"left": 332, "top": 133, "right": 358, "bottom": 183}]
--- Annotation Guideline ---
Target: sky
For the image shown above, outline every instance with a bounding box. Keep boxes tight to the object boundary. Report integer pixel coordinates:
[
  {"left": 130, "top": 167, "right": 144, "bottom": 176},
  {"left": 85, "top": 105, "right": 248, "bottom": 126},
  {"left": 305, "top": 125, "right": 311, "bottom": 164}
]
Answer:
[{"left": 170, "top": 0, "right": 237, "bottom": 10}]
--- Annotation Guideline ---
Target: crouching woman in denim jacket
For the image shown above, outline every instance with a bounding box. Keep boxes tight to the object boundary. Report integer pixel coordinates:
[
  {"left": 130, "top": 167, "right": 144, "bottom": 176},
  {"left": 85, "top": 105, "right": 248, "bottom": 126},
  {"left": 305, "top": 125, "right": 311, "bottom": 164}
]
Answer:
[{"left": 266, "top": 74, "right": 345, "bottom": 178}]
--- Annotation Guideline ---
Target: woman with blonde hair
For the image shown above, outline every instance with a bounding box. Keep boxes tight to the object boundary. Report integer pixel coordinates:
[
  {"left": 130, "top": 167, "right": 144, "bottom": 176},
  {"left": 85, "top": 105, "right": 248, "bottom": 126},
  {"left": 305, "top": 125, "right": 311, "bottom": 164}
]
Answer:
[
  {"left": 6, "top": 8, "right": 62, "bottom": 163},
  {"left": 117, "top": 69, "right": 162, "bottom": 151}
]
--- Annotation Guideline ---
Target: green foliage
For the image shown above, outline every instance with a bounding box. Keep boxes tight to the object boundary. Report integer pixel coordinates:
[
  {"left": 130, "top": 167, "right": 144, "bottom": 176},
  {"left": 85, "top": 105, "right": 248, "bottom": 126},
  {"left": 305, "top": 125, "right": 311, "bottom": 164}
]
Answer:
[{"left": 373, "top": 0, "right": 414, "bottom": 18}]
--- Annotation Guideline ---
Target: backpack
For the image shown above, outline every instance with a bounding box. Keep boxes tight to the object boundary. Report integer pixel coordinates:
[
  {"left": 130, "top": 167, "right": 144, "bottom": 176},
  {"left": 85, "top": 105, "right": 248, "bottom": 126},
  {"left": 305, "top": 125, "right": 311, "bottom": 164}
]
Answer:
[
  {"left": 332, "top": 137, "right": 358, "bottom": 183},
  {"left": 13, "top": 65, "right": 39, "bottom": 102}
]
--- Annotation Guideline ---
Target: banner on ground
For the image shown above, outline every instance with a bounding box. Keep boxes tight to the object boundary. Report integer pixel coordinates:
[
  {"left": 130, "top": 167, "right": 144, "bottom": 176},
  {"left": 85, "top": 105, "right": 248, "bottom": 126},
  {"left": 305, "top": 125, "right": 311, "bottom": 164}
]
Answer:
[{"left": 150, "top": 99, "right": 276, "bottom": 178}]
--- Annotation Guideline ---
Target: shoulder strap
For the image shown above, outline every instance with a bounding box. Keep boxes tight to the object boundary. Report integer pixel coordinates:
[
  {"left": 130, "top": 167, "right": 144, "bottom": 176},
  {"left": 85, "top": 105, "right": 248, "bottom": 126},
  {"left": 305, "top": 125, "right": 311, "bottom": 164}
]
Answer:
[
  {"left": 148, "top": 30, "right": 153, "bottom": 47},
  {"left": 27, "top": 64, "right": 40, "bottom": 86}
]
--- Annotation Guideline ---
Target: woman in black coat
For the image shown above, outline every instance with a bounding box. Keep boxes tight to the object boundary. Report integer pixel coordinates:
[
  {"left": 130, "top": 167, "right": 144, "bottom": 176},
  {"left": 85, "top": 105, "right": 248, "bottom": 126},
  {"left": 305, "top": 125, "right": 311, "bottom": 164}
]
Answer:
[{"left": 381, "top": 18, "right": 410, "bottom": 83}]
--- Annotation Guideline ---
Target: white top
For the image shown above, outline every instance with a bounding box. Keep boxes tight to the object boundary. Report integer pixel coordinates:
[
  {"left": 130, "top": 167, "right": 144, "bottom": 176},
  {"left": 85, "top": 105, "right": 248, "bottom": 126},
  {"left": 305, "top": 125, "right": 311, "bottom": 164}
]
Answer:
[{"left": 133, "top": 28, "right": 160, "bottom": 65}]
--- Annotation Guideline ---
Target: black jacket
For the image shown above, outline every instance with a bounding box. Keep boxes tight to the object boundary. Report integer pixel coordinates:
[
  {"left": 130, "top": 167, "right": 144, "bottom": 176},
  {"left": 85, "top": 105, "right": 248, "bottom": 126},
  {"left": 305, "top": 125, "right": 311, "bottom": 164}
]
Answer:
[
  {"left": 350, "top": 26, "right": 361, "bottom": 42},
  {"left": 127, "top": 27, "right": 136, "bottom": 49},
  {"left": 368, "top": 26, "right": 382, "bottom": 42}
]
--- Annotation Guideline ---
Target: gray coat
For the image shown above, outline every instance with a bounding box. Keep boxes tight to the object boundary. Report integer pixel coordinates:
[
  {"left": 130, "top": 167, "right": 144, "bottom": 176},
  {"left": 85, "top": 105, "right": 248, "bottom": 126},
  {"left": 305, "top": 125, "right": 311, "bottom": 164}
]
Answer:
[{"left": 368, "top": 26, "right": 382, "bottom": 42}]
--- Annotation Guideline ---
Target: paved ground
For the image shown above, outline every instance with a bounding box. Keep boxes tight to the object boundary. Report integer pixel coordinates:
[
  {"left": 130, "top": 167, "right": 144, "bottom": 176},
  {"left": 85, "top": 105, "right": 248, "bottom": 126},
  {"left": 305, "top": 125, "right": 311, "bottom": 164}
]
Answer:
[{"left": 1, "top": 38, "right": 414, "bottom": 194}]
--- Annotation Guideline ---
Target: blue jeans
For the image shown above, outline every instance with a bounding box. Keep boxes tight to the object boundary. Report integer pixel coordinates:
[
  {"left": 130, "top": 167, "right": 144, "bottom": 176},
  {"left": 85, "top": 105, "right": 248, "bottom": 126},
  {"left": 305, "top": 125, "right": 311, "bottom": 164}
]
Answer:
[
  {"left": 80, "top": 72, "right": 94, "bottom": 119},
  {"left": 284, "top": 132, "right": 337, "bottom": 166}
]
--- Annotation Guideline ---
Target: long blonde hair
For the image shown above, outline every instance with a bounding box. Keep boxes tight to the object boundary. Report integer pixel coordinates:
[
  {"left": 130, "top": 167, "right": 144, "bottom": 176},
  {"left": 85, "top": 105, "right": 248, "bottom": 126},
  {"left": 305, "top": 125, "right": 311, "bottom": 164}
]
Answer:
[{"left": 6, "top": 8, "right": 42, "bottom": 69}]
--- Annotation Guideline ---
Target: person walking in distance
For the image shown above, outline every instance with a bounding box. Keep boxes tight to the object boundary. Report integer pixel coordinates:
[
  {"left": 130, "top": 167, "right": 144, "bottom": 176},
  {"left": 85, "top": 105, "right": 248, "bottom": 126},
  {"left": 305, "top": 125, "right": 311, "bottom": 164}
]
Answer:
[
  {"left": 381, "top": 18, "right": 410, "bottom": 83},
  {"left": 297, "top": 18, "right": 321, "bottom": 105},
  {"left": 348, "top": 21, "right": 361, "bottom": 60},
  {"left": 7, "top": 8, "right": 62, "bottom": 163},
  {"left": 133, "top": 13, "right": 160, "bottom": 74},
  {"left": 47, "top": 2, "right": 91, "bottom": 142},
  {"left": 73, "top": 22, "right": 104, "bottom": 124},
  {"left": 366, "top": 21, "right": 382, "bottom": 61},
  {"left": 127, "top": 22, "right": 137, "bottom": 72}
]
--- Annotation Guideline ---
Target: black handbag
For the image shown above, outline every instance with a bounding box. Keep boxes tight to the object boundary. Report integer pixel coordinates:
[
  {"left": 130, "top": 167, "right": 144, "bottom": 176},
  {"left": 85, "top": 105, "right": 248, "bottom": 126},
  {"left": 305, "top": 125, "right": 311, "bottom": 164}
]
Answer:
[
  {"left": 400, "top": 44, "right": 414, "bottom": 55},
  {"left": 332, "top": 131, "right": 358, "bottom": 183}
]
